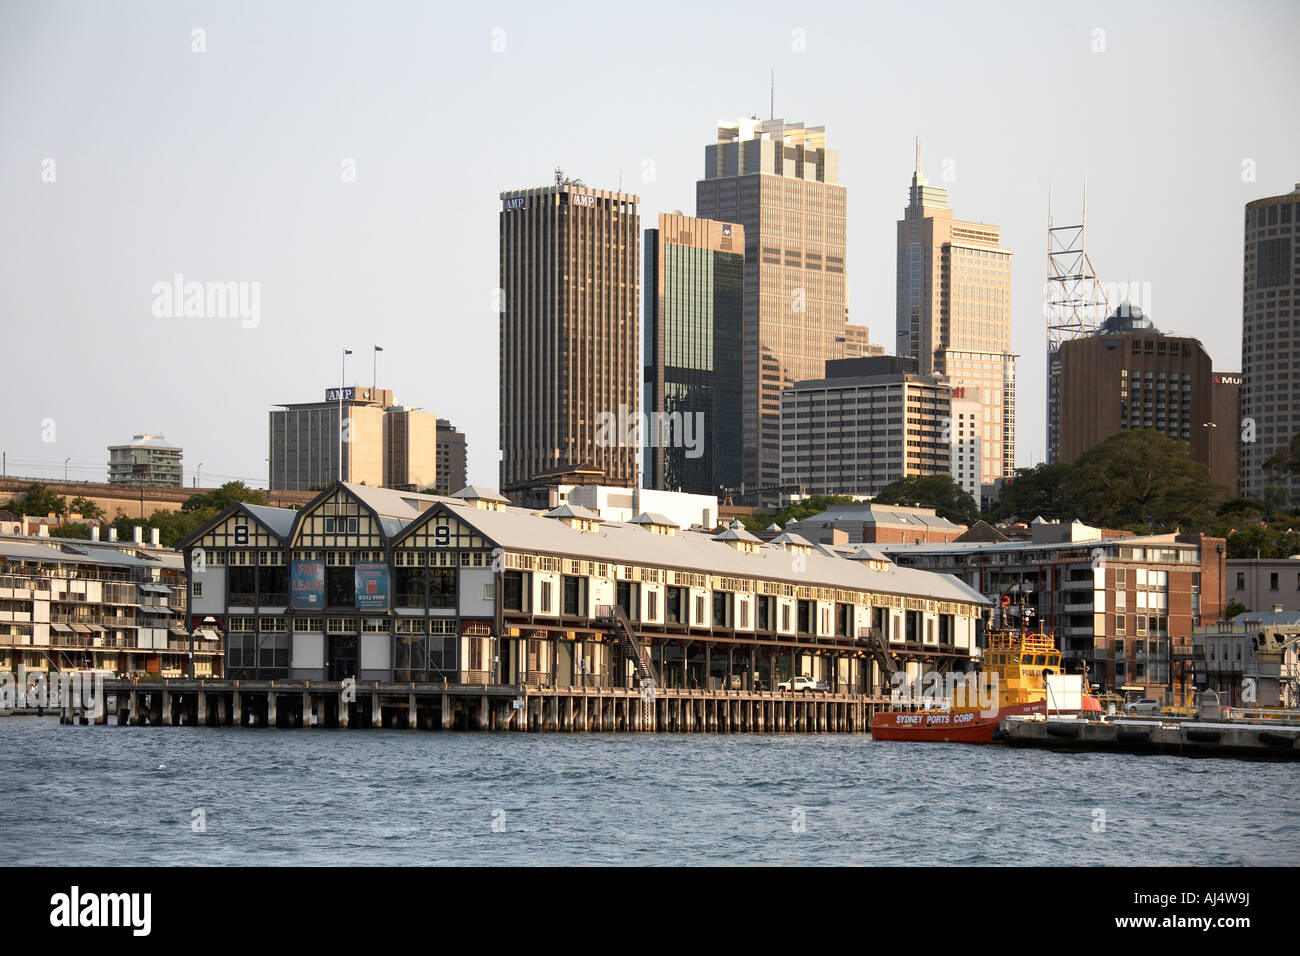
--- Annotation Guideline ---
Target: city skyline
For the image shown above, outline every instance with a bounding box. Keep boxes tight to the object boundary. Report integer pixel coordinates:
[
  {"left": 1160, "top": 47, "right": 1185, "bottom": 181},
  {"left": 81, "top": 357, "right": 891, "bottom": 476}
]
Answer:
[{"left": 2, "top": 1, "right": 1297, "bottom": 492}]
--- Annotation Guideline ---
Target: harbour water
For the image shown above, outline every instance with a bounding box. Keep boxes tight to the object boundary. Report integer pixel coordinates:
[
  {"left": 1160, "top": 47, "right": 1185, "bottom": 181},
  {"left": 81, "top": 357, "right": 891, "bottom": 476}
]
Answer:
[{"left": 2, "top": 717, "right": 1294, "bottom": 866}]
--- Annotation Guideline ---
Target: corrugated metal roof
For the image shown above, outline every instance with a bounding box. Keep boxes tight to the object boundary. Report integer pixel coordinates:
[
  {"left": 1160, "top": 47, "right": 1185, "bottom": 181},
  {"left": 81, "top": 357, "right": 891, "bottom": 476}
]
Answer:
[
  {"left": 243, "top": 504, "right": 296, "bottom": 538},
  {"left": 441, "top": 503, "right": 989, "bottom": 606}
]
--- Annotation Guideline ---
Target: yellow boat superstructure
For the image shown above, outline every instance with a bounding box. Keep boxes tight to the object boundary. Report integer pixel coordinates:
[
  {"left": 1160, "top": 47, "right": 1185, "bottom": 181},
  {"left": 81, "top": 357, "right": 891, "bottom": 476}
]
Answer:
[{"left": 967, "top": 628, "right": 1062, "bottom": 710}]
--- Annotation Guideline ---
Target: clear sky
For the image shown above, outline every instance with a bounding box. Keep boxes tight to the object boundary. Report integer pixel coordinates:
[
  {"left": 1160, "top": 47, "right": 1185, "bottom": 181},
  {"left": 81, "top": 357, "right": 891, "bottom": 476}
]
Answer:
[{"left": 2, "top": 0, "right": 1297, "bottom": 490}]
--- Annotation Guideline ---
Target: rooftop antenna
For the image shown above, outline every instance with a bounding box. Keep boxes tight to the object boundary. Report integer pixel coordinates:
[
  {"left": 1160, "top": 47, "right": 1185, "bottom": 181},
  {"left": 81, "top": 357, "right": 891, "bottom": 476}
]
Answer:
[
  {"left": 1046, "top": 160, "right": 1109, "bottom": 464},
  {"left": 770, "top": 68, "right": 774, "bottom": 120},
  {"left": 915, "top": 135, "right": 921, "bottom": 174}
]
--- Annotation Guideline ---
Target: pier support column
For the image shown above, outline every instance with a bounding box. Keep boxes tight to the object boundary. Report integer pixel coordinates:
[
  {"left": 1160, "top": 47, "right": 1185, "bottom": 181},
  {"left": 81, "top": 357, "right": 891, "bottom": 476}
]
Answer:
[
  {"left": 441, "top": 693, "right": 454, "bottom": 730},
  {"left": 161, "top": 691, "right": 173, "bottom": 726},
  {"left": 338, "top": 692, "right": 350, "bottom": 729},
  {"left": 300, "top": 692, "right": 311, "bottom": 727},
  {"left": 479, "top": 695, "right": 489, "bottom": 731},
  {"left": 408, "top": 693, "right": 417, "bottom": 730},
  {"left": 232, "top": 691, "right": 243, "bottom": 726},
  {"left": 372, "top": 693, "right": 383, "bottom": 729},
  {"left": 267, "top": 693, "right": 278, "bottom": 728},
  {"left": 197, "top": 692, "right": 207, "bottom": 727},
  {"left": 129, "top": 691, "right": 143, "bottom": 726},
  {"left": 216, "top": 694, "right": 228, "bottom": 726},
  {"left": 580, "top": 695, "right": 589, "bottom": 732}
]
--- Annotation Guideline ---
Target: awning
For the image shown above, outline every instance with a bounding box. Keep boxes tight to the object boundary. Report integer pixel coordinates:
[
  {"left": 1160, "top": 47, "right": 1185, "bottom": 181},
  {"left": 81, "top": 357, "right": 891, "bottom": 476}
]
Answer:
[
  {"left": 137, "top": 604, "right": 170, "bottom": 613},
  {"left": 140, "top": 583, "right": 172, "bottom": 593},
  {"left": 50, "top": 623, "right": 72, "bottom": 633},
  {"left": 87, "top": 625, "right": 105, "bottom": 633},
  {"left": 70, "top": 624, "right": 91, "bottom": 634}
]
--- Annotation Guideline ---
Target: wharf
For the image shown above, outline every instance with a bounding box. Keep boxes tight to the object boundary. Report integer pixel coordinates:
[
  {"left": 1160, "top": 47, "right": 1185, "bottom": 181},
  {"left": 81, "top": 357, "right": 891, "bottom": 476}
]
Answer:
[
  {"left": 58, "top": 678, "right": 892, "bottom": 733},
  {"left": 998, "top": 714, "right": 1300, "bottom": 761}
]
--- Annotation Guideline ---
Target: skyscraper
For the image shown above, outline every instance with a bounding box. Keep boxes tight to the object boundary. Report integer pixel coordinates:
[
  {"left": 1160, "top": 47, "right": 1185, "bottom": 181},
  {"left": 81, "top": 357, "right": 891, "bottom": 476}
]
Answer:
[
  {"left": 269, "top": 387, "right": 438, "bottom": 491},
  {"left": 643, "top": 213, "right": 744, "bottom": 496},
  {"left": 779, "top": 356, "right": 952, "bottom": 497},
  {"left": 1057, "top": 306, "right": 1233, "bottom": 489},
  {"left": 499, "top": 175, "right": 640, "bottom": 501},
  {"left": 1241, "top": 183, "right": 1300, "bottom": 500},
  {"left": 434, "top": 418, "right": 468, "bottom": 495},
  {"left": 896, "top": 143, "right": 1016, "bottom": 485},
  {"left": 696, "top": 117, "right": 848, "bottom": 499}
]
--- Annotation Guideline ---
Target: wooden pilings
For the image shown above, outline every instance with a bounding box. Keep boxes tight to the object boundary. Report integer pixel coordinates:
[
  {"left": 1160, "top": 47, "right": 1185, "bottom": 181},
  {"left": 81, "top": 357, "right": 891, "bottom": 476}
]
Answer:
[{"left": 71, "top": 679, "right": 889, "bottom": 734}]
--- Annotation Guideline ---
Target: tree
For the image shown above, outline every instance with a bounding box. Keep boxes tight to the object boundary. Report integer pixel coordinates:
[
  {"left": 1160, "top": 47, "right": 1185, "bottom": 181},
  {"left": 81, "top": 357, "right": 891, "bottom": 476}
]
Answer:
[
  {"left": 1264, "top": 432, "right": 1300, "bottom": 477},
  {"left": 1223, "top": 600, "right": 1247, "bottom": 620},
  {"left": 3, "top": 483, "right": 67, "bottom": 519},
  {"left": 69, "top": 496, "right": 105, "bottom": 522},
  {"left": 991, "top": 463, "right": 1073, "bottom": 522},
  {"left": 181, "top": 481, "right": 267, "bottom": 513},
  {"left": 47, "top": 522, "right": 92, "bottom": 540},
  {"left": 873, "top": 475, "right": 980, "bottom": 526},
  {"left": 1059, "top": 430, "right": 1222, "bottom": 531}
]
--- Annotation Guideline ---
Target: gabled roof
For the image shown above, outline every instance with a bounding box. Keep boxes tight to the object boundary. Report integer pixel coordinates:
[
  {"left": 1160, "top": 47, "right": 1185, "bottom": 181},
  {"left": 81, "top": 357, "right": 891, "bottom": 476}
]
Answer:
[
  {"left": 629, "top": 512, "right": 677, "bottom": 527},
  {"left": 543, "top": 504, "right": 602, "bottom": 521},
  {"left": 771, "top": 531, "right": 813, "bottom": 547},
  {"left": 452, "top": 486, "right": 511, "bottom": 504},
  {"left": 848, "top": 546, "right": 890, "bottom": 563},
  {"left": 440, "top": 505, "right": 989, "bottom": 606},
  {"left": 179, "top": 500, "right": 297, "bottom": 550},
  {"left": 714, "top": 521, "right": 761, "bottom": 543},
  {"left": 242, "top": 504, "right": 297, "bottom": 539}
]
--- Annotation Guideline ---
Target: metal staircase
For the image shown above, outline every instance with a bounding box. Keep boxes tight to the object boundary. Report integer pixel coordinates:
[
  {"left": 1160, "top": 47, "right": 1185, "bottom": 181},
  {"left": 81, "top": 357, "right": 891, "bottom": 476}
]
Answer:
[
  {"left": 597, "top": 605, "right": 660, "bottom": 687},
  {"left": 858, "top": 626, "right": 897, "bottom": 690}
]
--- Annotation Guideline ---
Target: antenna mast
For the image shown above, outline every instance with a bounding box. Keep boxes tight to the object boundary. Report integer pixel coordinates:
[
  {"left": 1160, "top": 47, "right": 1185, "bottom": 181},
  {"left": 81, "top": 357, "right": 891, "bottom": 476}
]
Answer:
[{"left": 1045, "top": 165, "right": 1109, "bottom": 463}]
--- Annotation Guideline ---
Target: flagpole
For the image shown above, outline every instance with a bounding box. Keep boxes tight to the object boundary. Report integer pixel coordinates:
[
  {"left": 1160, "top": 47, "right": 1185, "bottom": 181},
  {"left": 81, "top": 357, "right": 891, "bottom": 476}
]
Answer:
[{"left": 340, "top": 348, "right": 352, "bottom": 483}]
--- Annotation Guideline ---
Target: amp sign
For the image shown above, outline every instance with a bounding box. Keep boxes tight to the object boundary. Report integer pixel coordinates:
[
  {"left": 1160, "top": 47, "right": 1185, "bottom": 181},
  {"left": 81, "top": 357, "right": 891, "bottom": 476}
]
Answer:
[
  {"left": 569, "top": 194, "right": 596, "bottom": 207},
  {"left": 326, "top": 387, "right": 356, "bottom": 402},
  {"left": 503, "top": 197, "right": 526, "bottom": 211}
]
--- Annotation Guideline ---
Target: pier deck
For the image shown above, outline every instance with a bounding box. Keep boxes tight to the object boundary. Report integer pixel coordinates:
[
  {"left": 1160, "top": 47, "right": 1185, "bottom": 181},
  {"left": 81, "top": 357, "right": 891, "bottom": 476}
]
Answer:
[
  {"left": 60, "top": 678, "right": 893, "bottom": 734},
  {"left": 998, "top": 715, "right": 1300, "bottom": 761}
]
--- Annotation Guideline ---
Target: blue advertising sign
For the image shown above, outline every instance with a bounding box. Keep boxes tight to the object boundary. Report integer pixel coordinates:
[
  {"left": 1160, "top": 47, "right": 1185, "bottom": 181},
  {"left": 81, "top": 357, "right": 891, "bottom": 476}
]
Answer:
[
  {"left": 326, "top": 387, "right": 356, "bottom": 402},
  {"left": 354, "top": 563, "right": 390, "bottom": 611},
  {"left": 291, "top": 561, "right": 325, "bottom": 609}
]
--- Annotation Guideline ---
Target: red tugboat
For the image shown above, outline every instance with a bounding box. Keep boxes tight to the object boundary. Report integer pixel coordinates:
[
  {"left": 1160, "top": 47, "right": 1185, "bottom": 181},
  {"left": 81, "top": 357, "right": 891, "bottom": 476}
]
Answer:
[{"left": 870, "top": 608, "right": 1100, "bottom": 743}]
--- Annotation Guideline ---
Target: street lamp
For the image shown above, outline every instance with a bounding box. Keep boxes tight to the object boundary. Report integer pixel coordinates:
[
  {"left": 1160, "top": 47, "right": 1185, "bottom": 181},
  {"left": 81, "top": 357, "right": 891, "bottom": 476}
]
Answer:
[
  {"left": 197, "top": 463, "right": 204, "bottom": 489},
  {"left": 64, "top": 457, "right": 70, "bottom": 482},
  {"left": 1202, "top": 422, "right": 1217, "bottom": 479}
]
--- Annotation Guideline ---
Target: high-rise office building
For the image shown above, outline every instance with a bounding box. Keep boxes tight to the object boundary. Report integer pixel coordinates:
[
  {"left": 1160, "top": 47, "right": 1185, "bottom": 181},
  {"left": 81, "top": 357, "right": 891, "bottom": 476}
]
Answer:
[
  {"left": 434, "top": 419, "right": 468, "bottom": 495},
  {"left": 643, "top": 213, "right": 744, "bottom": 496},
  {"left": 107, "top": 434, "right": 183, "bottom": 487},
  {"left": 1058, "top": 306, "right": 1235, "bottom": 491},
  {"left": 499, "top": 175, "right": 640, "bottom": 502},
  {"left": 269, "top": 387, "right": 438, "bottom": 491},
  {"left": 1241, "top": 184, "right": 1300, "bottom": 500},
  {"left": 897, "top": 144, "right": 1016, "bottom": 484},
  {"left": 949, "top": 386, "right": 984, "bottom": 499},
  {"left": 696, "top": 118, "right": 848, "bottom": 499},
  {"left": 779, "top": 356, "right": 952, "bottom": 497},
  {"left": 837, "top": 323, "right": 885, "bottom": 359},
  {"left": 383, "top": 407, "right": 439, "bottom": 492}
]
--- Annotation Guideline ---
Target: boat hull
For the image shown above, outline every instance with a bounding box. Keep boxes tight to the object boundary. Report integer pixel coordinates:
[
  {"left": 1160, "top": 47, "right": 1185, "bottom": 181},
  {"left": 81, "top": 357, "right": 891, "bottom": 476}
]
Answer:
[{"left": 869, "top": 700, "right": 1046, "bottom": 743}]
